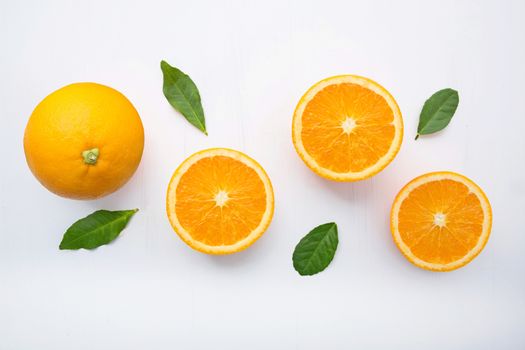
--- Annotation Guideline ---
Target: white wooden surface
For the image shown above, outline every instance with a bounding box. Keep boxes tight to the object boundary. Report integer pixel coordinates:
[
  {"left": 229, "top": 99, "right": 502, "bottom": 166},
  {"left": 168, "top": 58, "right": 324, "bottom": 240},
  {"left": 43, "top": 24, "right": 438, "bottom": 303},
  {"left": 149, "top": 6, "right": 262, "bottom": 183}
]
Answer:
[{"left": 1, "top": 0, "right": 524, "bottom": 348}]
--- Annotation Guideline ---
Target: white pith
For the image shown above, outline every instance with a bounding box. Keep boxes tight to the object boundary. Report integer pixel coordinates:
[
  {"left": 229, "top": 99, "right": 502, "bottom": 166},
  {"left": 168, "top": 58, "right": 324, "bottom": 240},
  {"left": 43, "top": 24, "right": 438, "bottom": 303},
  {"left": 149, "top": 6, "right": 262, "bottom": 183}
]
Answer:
[
  {"left": 341, "top": 117, "right": 357, "bottom": 134},
  {"left": 433, "top": 212, "right": 446, "bottom": 227},
  {"left": 214, "top": 190, "right": 229, "bottom": 207}
]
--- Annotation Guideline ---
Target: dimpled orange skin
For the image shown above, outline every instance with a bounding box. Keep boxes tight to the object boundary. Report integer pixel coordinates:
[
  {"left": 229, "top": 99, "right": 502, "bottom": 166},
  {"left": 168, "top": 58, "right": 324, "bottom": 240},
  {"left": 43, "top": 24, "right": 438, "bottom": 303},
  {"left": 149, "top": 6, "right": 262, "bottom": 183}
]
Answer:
[{"left": 23, "top": 83, "right": 144, "bottom": 199}]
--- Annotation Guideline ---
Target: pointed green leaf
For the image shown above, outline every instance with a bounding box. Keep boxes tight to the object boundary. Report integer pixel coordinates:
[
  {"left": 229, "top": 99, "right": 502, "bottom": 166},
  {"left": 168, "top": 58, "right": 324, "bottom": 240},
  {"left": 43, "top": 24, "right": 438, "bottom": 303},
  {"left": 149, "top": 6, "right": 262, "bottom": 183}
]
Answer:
[
  {"left": 416, "top": 88, "right": 459, "bottom": 139},
  {"left": 59, "top": 209, "right": 138, "bottom": 250},
  {"left": 292, "top": 222, "right": 338, "bottom": 276},
  {"left": 161, "top": 60, "right": 207, "bottom": 135}
]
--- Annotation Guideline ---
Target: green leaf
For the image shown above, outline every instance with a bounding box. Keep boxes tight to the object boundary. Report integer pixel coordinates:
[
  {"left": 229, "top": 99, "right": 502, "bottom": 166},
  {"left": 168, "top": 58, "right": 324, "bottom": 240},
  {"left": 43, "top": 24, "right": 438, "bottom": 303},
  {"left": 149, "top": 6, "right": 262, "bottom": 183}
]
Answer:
[
  {"left": 160, "top": 60, "right": 207, "bottom": 135},
  {"left": 416, "top": 88, "right": 459, "bottom": 139},
  {"left": 59, "top": 209, "right": 138, "bottom": 250},
  {"left": 292, "top": 222, "right": 338, "bottom": 276}
]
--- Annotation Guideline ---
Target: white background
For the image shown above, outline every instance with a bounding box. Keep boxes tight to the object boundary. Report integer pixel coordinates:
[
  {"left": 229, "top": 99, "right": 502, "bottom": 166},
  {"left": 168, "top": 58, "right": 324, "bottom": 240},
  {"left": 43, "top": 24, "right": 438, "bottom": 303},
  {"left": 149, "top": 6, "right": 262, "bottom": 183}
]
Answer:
[{"left": 1, "top": 0, "right": 524, "bottom": 349}]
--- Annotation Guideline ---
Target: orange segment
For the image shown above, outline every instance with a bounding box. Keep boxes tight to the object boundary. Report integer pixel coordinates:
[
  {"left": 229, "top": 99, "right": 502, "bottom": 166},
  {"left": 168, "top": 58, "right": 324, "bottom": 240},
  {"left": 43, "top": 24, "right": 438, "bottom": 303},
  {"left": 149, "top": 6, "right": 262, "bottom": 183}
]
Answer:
[
  {"left": 166, "top": 148, "right": 274, "bottom": 254},
  {"left": 292, "top": 75, "right": 403, "bottom": 181},
  {"left": 390, "top": 172, "right": 492, "bottom": 271}
]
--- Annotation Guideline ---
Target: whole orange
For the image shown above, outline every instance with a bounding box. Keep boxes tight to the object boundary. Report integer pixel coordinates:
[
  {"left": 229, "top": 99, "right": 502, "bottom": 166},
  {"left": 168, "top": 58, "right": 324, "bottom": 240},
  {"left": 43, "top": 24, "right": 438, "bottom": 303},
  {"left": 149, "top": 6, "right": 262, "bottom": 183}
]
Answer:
[{"left": 24, "top": 82, "right": 144, "bottom": 199}]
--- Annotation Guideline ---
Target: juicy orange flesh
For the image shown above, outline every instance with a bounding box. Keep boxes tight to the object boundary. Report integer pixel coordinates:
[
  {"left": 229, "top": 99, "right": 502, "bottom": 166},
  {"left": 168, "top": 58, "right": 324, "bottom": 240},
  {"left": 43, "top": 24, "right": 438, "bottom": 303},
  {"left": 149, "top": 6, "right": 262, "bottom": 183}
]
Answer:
[
  {"left": 175, "top": 156, "right": 267, "bottom": 246},
  {"left": 398, "top": 179, "right": 484, "bottom": 264},
  {"left": 301, "top": 83, "right": 395, "bottom": 173}
]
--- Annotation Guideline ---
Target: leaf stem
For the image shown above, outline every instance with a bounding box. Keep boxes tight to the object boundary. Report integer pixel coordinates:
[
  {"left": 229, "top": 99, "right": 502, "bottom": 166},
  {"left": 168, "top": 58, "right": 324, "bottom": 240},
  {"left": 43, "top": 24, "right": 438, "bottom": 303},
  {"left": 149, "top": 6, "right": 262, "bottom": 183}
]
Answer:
[{"left": 82, "top": 148, "right": 99, "bottom": 165}]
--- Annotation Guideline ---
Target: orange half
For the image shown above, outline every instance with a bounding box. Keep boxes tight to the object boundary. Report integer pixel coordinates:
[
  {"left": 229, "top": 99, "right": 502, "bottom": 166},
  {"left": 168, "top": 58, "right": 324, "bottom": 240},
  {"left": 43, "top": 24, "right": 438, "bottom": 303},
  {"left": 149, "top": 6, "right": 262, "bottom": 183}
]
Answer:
[
  {"left": 391, "top": 172, "right": 492, "bottom": 271},
  {"left": 166, "top": 148, "right": 274, "bottom": 254},
  {"left": 292, "top": 75, "right": 403, "bottom": 181}
]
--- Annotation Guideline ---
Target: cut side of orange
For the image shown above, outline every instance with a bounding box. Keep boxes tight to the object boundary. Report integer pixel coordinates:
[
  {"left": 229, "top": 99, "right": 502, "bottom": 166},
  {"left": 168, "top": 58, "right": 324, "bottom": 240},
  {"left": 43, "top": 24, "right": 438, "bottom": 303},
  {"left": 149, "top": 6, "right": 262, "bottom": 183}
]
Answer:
[
  {"left": 292, "top": 75, "right": 403, "bottom": 181},
  {"left": 391, "top": 172, "right": 492, "bottom": 271},
  {"left": 166, "top": 148, "right": 274, "bottom": 255}
]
